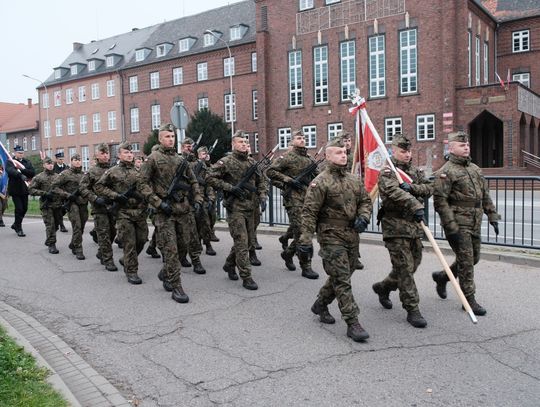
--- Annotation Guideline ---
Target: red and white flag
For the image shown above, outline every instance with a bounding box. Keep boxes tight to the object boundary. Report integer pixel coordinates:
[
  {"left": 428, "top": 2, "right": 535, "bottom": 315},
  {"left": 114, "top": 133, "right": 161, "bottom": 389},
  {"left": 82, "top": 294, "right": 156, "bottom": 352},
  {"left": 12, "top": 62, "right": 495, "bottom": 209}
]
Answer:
[
  {"left": 496, "top": 72, "right": 506, "bottom": 89},
  {"left": 507, "top": 68, "right": 511, "bottom": 87}
]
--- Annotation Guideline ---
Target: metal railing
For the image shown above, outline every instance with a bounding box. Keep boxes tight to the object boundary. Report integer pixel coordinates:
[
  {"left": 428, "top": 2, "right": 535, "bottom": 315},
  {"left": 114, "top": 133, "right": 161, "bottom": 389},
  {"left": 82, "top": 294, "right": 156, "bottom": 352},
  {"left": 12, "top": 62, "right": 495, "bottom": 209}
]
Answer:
[{"left": 522, "top": 150, "right": 540, "bottom": 170}]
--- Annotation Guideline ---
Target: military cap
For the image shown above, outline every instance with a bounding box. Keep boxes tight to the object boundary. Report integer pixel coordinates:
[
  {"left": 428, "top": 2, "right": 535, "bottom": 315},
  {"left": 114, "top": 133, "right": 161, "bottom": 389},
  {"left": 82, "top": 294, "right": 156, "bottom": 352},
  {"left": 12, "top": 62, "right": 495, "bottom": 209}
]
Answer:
[
  {"left": 13, "top": 145, "right": 23, "bottom": 152},
  {"left": 182, "top": 137, "right": 194, "bottom": 145},
  {"left": 71, "top": 153, "right": 81, "bottom": 161},
  {"left": 197, "top": 146, "right": 208, "bottom": 154},
  {"left": 95, "top": 143, "right": 109, "bottom": 153},
  {"left": 54, "top": 152, "right": 64, "bottom": 158},
  {"left": 292, "top": 129, "right": 304, "bottom": 137},
  {"left": 117, "top": 142, "right": 132, "bottom": 151},
  {"left": 326, "top": 138, "right": 345, "bottom": 148},
  {"left": 448, "top": 131, "right": 469, "bottom": 143},
  {"left": 159, "top": 123, "right": 176, "bottom": 132},
  {"left": 232, "top": 130, "right": 247, "bottom": 139},
  {"left": 335, "top": 131, "right": 351, "bottom": 140},
  {"left": 43, "top": 157, "right": 53, "bottom": 164},
  {"left": 391, "top": 134, "right": 412, "bottom": 150}
]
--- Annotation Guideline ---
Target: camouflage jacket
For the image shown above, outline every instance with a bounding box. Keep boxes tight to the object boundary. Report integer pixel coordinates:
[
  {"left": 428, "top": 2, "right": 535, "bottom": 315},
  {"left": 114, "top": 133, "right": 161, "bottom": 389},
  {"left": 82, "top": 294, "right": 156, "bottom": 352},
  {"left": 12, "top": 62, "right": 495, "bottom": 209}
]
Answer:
[
  {"left": 433, "top": 154, "right": 500, "bottom": 235},
  {"left": 29, "top": 169, "right": 61, "bottom": 209},
  {"left": 139, "top": 145, "right": 202, "bottom": 216},
  {"left": 346, "top": 150, "right": 354, "bottom": 173},
  {"left": 266, "top": 146, "right": 318, "bottom": 207},
  {"left": 94, "top": 161, "right": 147, "bottom": 220},
  {"left": 52, "top": 167, "right": 88, "bottom": 206},
  {"left": 378, "top": 158, "right": 433, "bottom": 239},
  {"left": 207, "top": 150, "right": 266, "bottom": 212},
  {"left": 80, "top": 161, "right": 111, "bottom": 214},
  {"left": 300, "top": 163, "right": 372, "bottom": 247},
  {"left": 191, "top": 159, "right": 216, "bottom": 203}
]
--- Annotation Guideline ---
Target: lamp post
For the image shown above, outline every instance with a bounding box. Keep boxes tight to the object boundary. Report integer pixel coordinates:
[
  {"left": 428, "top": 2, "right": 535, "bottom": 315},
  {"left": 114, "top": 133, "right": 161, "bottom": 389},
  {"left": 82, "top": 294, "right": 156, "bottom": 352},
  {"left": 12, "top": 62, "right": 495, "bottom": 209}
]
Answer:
[
  {"left": 22, "top": 74, "right": 51, "bottom": 157},
  {"left": 205, "top": 30, "right": 235, "bottom": 136}
]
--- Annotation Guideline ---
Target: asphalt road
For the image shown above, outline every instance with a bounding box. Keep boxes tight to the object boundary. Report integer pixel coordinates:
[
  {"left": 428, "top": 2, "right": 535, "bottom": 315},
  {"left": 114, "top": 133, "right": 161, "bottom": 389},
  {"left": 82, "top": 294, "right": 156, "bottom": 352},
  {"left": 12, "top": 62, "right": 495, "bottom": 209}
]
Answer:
[{"left": 1, "top": 216, "right": 539, "bottom": 406}]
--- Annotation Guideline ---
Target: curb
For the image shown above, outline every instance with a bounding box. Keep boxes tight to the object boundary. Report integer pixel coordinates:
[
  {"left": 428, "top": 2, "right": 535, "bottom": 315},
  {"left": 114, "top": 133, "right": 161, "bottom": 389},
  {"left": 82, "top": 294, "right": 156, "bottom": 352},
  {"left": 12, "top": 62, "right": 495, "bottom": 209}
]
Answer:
[{"left": 0, "top": 302, "right": 131, "bottom": 407}]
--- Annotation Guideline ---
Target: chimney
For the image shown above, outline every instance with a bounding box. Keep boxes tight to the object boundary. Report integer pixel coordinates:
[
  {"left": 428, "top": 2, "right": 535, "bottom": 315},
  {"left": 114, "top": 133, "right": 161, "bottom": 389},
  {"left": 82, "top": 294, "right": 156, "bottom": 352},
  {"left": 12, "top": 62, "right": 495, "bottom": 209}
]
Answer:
[
  {"left": 132, "top": 28, "right": 139, "bottom": 31},
  {"left": 73, "top": 42, "right": 83, "bottom": 51},
  {"left": 27, "top": 98, "right": 32, "bottom": 108}
]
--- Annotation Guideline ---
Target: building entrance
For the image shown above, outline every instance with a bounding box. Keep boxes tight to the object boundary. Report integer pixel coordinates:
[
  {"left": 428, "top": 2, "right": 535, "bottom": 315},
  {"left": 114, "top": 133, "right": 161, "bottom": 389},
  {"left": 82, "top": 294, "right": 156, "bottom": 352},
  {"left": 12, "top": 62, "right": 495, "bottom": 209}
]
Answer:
[{"left": 468, "top": 110, "right": 504, "bottom": 168}]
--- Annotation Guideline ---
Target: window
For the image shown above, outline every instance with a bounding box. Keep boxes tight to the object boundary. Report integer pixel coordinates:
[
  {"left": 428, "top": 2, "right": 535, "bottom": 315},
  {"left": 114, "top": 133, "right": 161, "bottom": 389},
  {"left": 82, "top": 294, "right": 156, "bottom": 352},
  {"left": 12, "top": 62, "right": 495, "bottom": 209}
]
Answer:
[
  {"left": 475, "top": 36, "right": 480, "bottom": 86},
  {"left": 251, "top": 52, "right": 257, "bottom": 72},
  {"left": 156, "top": 44, "right": 167, "bottom": 57},
  {"left": 484, "top": 42, "right": 489, "bottom": 85},
  {"left": 369, "top": 35, "right": 386, "bottom": 98},
  {"left": 302, "top": 125, "right": 317, "bottom": 148},
  {"left": 106, "top": 80, "right": 115, "bottom": 97},
  {"left": 384, "top": 117, "right": 402, "bottom": 143},
  {"left": 42, "top": 93, "right": 49, "bottom": 108},
  {"left": 204, "top": 33, "right": 215, "bottom": 47},
  {"left": 70, "top": 65, "right": 78, "bottom": 75},
  {"left": 31, "top": 136, "right": 36, "bottom": 151},
  {"left": 513, "top": 72, "right": 530, "bottom": 88},
  {"left": 106, "top": 56, "right": 114, "bottom": 67},
  {"left": 198, "top": 62, "right": 208, "bottom": 81},
  {"left": 130, "top": 108, "right": 139, "bottom": 133},
  {"left": 150, "top": 72, "right": 160, "bottom": 89},
  {"left": 252, "top": 90, "right": 258, "bottom": 120},
  {"left": 13, "top": 139, "right": 17, "bottom": 149},
  {"left": 68, "top": 147, "right": 77, "bottom": 160},
  {"left": 179, "top": 38, "right": 191, "bottom": 52},
  {"left": 93, "top": 113, "right": 101, "bottom": 133},
  {"left": 230, "top": 26, "right": 241, "bottom": 41},
  {"left": 22, "top": 137, "right": 28, "bottom": 151},
  {"left": 326, "top": 0, "right": 340, "bottom": 4},
  {"left": 173, "top": 67, "right": 183, "bottom": 85},
  {"left": 67, "top": 117, "right": 75, "bottom": 135},
  {"left": 151, "top": 104, "right": 161, "bottom": 129},
  {"left": 54, "top": 69, "right": 61, "bottom": 79},
  {"left": 467, "top": 31, "right": 472, "bottom": 86},
  {"left": 81, "top": 146, "right": 90, "bottom": 171},
  {"left": 224, "top": 57, "right": 235, "bottom": 77},
  {"left": 88, "top": 60, "right": 96, "bottom": 71},
  {"left": 400, "top": 29, "right": 417, "bottom": 94},
  {"left": 55, "top": 119, "right": 63, "bottom": 137},
  {"left": 54, "top": 91, "right": 61, "bottom": 107},
  {"left": 66, "top": 88, "right": 73, "bottom": 104},
  {"left": 80, "top": 115, "right": 88, "bottom": 134},
  {"left": 299, "top": 0, "right": 314, "bottom": 10},
  {"left": 108, "top": 111, "right": 117, "bottom": 130},
  {"left": 341, "top": 40, "right": 356, "bottom": 101},
  {"left": 135, "top": 49, "right": 145, "bottom": 62},
  {"left": 198, "top": 97, "right": 209, "bottom": 110},
  {"left": 224, "top": 93, "right": 236, "bottom": 123},
  {"left": 278, "top": 127, "right": 292, "bottom": 149},
  {"left": 91, "top": 83, "right": 100, "bottom": 100},
  {"left": 289, "top": 50, "right": 303, "bottom": 107},
  {"left": 43, "top": 120, "right": 50, "bottom": 138},
  {"left": 129, "top": 76, "right": 138, "bottom": 93},
  {"left": 416, "top": 114, "right": 435, "bottom": 140},
  {"left": 131, "top": 143, "right": 140, "bottom": 152},
  {"left": 328, "top": 122, "right": 343, "bottom": 140},
  {"left": 78, "top": 86, "right": 86, "bottom": 102},
  {"left": 253, "top": 133, "right": 259, "bottom": 153},
  {"left": 513, "top": 30, "right": 530, "bottom": 53},
  {"left": 314, "top": 45, "right": 328, "bottom": 104}
]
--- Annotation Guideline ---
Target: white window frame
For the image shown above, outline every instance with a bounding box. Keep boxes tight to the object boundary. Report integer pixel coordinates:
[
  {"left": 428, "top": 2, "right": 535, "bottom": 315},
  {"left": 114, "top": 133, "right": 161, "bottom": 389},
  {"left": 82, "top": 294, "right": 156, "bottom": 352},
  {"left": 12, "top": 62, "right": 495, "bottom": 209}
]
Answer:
[
  {"left": 80, "top": 115, "right": 88, "bottom": 134},
  {"left": 131, "top": 143, "right": 140, "bottom": 152},
  {"left": 230, "top": 26, "right": 241, "bottom": 41},
  {"left": 42, "top": 93, "right": 49, "bottom": 109},
  {"left": 251, "top": 52, "right": 257, "bottom": 72},
  {"left": 400, "top": 29, "right": 418, "bottom": 94},
  {"left": 384, "top": 117, "right": 402, "bottom": 143},
  {"left": 106, "top": 80, "right": 115, "bottom": 97},
  {"left": 467, "top": 31, "right": 472, "bottom": 86},
  {"left": 91, "top": 83, "right": 100, "bottom": 100},
  {"left": 173, "top": 67, "right": 183, "bottom": 85},
  {"left": 78, "top": 86, "right": 86, "bottom": 102},
  {"left": 299, "top": 0, "right": 314, "bottom": 11},
  {"left": 130, "top": 108, "right": 139, "bottom": 133},
  {"left": 31, "top": 136, "right": 36, "bottom": 151},
  {"left": 179, "top": 38, "right": 190, "bottom": 53},
  {"left": 108, "top": 111, "right": 117, "bottom": 130},
  {"left": 224, "top": 93, "right": 236, "bottom": 123},
  {"left": 203, "top": 34, "right": 215, "bottom": 47},
  {"left": 67, "top": 117, "right": 75, "bottom": 135},
  {"left": 43, "top": 120, "right": 50, "bottom": 138},
  {"left": 512, "top": 30, "right": 530, "bottom": 53},
  {"left": 314, "top": 45, "right": 329, "bottom": 104},
  {"left": 289, "top": 50, "right": 303, "bottom": 107},
  {"left": 198, "top": 97, "right": 209, "bottom": 111},
  {"left": 70, "top": 65, "right": 78, "bottom": 76},
  {"left": 65, "top": 88, "right": 73, "bottom": 104},
  {"left": 92, "top": 113, "right": 101, "bottom": 133},
  {"left": 156, "top": 44, "right": 167, "bottom": 57},
  {"left": 55, "top": 118, "right": 63, "bottom": 137},
  {"left": 341, "top": 40, "right": 356, "bottom": 101},
  {"left": 416, "top": 114, "right": 435, "bottom": 141},
  {"left": 129, "top": 76, "right": 138, "bottom": 93},
  {"left": 475, "top": 36, "right": 481, "bottom": 86},
  {"left": 302, "top": 125, "right": 317, "bottom": 148},
  {"left": 150, "top": 72, "right": 160, "bottom": 89},
  {"left": 483, "top": 42, "right": 489, "bottom": 85},
  {"left": 81, "top": 146, "right": 90, "bottom": 171},
  {"left": 22, "top": 137, "right": 28, "bottom": 151},
  {"left": 278, "top": 127, "right": 292, "bottom": 150},
  {"left": 328, "top": 122, "right": 343, "bottom": 140},
  {"left": 254, "top": 133, "right": 259, "bottom": 153},
  {"left": 326, "top": 0, "right": 340, "bottom": 4},
  {"left": 54, "top": 69, "right": 61, "bottom": 79},
  {"left": 106, "top": 56, "right": 114, "bottom": 67},
  {"left": 88, "top": 60, "right": 96, "bottom": 71},
  {"left": 513, "top": 72, "right": 530, "bottom": 88},
  {"left": 197, "top": 62, "right": 208, "bottom": 81},
  {"left": 54, "top": 91, "right": 61, "bottom": 107},
  {"left": 135, "top": 49, "right": 145, "bottom": 62},
  {"left": 151, "top": 104, "right": 161, "bottom": 130},
  {"left": 224, "top": 57, "right": 235, "bottom": 77},
  {"left": 369, "top": 35, "right": 386, "bottom": 98},
  {"left": 252, "top": 90, "right": 258, "bottom": 120}
]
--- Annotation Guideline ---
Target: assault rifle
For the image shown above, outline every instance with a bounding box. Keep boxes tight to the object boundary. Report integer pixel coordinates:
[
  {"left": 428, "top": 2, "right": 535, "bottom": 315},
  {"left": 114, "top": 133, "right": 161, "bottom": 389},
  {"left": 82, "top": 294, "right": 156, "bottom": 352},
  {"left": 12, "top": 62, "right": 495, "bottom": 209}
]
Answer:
[
  {"left": 163, "top": 158, "right": 191, "bottom": 204},
  {"left": 41, "top": 188, "right": 57, "bottom": 209},
  {"left": 62, "top": 188, "right": 80, "bottom": 212},
  {"left": 289, "top": 146, "right": 325, "bottom": 190},
  {"left": 208, "top": 139, "right": 218, "bottom": 155},
  {"left": 109, "top": 184, "right": 140, "bottom": 214},
  {"left": 193, "top": 160, "right": 206, "bottom": 186},
  {"left": 192, "top": 133, "right": 203, "bottom": 154}
]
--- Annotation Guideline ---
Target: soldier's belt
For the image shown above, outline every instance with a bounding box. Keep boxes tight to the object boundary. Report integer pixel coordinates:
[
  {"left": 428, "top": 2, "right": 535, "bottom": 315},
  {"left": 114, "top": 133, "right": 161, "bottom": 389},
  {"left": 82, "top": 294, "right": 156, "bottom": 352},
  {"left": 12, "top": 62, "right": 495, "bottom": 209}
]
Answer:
[
  {"left": 449, "top": 199, "right": 481, "bottom": 208},
  {"left": 382, "top": 209, "right": 409, "bottom": 219},
  {"left": 319, "top": 218, "right": 352, "bottom": 228}
]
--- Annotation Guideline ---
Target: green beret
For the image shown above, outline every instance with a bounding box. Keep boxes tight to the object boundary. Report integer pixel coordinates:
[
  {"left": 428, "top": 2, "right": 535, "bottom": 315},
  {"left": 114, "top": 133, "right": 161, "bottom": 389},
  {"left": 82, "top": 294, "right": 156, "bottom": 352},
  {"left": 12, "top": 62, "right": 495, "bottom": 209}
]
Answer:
[
  {"left": 43, "top": 157, "right": 53, "bottom": 164},
  {"left": 292, "top": 129, "right": 304, "bottom": 137},
  {"left": 197, "top": 146, "right": 208, "bottom": 154},
  {"left": 232, "top": 130, "right": 247, "bottom": 139},
  {"left": 336, "top": 131, "right": 351, "bottom": 140},
  {"left": 182, "top": 137, "right": 194, "bottom": 145},
  {"left": 118, "top": 142, "right": 132, "bottom": 151},
  {"left": 326, "top": 138, "right": 345, "bottom": 148},
  {"left": 391, "top": 134, "right": 412, "bottom": 150},
  {"left": 71, "top": 153, "right": 81, "bottom": 161},
  {"left": 96, "top": 143, "right": 109, "bottom": 153},
  {"left": 159, "top": 123, "right": 176, "bottom": 132},
  {"left": 448, "top": 131, "right": 469, "bottom": 143}
]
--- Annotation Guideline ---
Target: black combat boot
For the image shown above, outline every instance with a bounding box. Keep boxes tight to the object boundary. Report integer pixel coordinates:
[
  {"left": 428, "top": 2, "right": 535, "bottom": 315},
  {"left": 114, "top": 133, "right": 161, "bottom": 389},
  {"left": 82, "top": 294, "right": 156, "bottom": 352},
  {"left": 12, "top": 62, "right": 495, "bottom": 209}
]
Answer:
[
  {"left": 127, "top": 275, "right": 142, "bottom": 285},
  {"left": 372, "top": 282, "right": 393, "bottom": 309},
  {"left": 355, "top": 258, "right": 364, "bottom": 270},
  {"left": 115, "top": 237, "right": 124, "bottom": 249},
  {"left": 278, "top": 235, "right": 288, "bottom": 251},
  {"left": 17, "top": 229, "right": 26, "bottom": 237},
  {"left": 301, "top": 268, "right": 319, "bottom": 280},
  {"left": 59, "top": 224, "right": 68, "bottom": 233},
  {"left": 205, "top": 242, "right": 216, "bottom": 256},
  {"left": 48, "top": 244, "right": 59, "bottom": 254},
  {"left": 249, "top": 250, "right": 261, "bottom": 266},
  {"left": 432, "top": 272, "right": 448, "bottom": 299},
  {"left": 464, "top": 297, "right": 487, "bottom": 316},
  {"left": 105, "top": 262, "right": 118, "bottom": 272},
  {"left": 210, "top": 233, "right": 220, "bottom": 242},
  {"left": 75, "top": 251, "right": 85, "bottom": 260},
  {"left": 180, "top": 257, "right": 192, "bottom": 267},
  {"left": 0, "top": 218, "right": 5, "bottom": 227},
  {"left": 254, "top": 241, "right": 262, "bottom": 250},
  {"left": 89, "top": 229, "right": 98, "bottom": 243},
  {"left": 242, "top": 278, "right": 258, "bottom": 290},
  {"left": 158, "top": 268, "right": 164, "bottom": 281},
  {"left": 311, "top": 299, "right": 336, "bottom": 324},
  {"left": 347, "top": 320, "right": 370, "bottom": 342},
  {"left": 172, "top": 286, "right": 189, "bottom": 303},
  {"left": 223, "top": 264, "right": 239, "bottom": 281},
  {"left": 281, "top": 251, "right": 296, "bottom": 271},
  {"left": 119, "top": 257, "right": 124, "bottom": 266},
  {"left": 146, "top": 246, "right": 161, "bottom": 258},
  {"left": 193, "top": 261, "right": 206, "bottom": 275},
  {"left": 406, "top": 310, "right": 427, "bottom": 328}
]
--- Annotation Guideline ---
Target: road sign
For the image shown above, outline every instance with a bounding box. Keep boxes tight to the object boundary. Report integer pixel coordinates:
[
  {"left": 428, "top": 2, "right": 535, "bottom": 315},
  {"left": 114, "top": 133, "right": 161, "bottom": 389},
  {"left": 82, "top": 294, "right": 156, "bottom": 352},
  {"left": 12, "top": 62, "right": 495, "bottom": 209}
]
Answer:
[{"left": 170, "top": 103, "right": 190, "bottom": 130}]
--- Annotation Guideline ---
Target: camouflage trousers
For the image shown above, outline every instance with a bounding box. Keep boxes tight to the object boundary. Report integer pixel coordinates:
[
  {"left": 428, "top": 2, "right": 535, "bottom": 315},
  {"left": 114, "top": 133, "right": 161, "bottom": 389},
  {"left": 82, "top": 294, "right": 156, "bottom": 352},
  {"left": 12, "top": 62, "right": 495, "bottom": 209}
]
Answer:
[
  {"left": 154, "top": 213, "right": 191, "bottom": 288},
  {"left": 249, "top": 202, "right": 261, "bottom": 250},
  {"left": 94, "top": 212, "right": 116, "bottom": 265},
  {"left": 117, "top": 215, "right": 148, "bottom": 277},
  {"left": 284, "top": 205, "right": 311, "bottom": 270},
  {"left": 317, "top": 244, "right": 359, "bottom": 324},
  {"left": 379, "top": 238, "right": 423, "bottom": 311},
  {"left": 41, "top": 207, "right": 58, "bottom": 246},
  {"left": 68, "top": 203, "right": 89, "bottom": 251},
  {"left": 224, "top": 209, "right": 254, "bottom": 280},
  {"left": 196, "top": 202, "right": 213, "bottom": 244},
  {"left": 435, "top": 230, "right": 480, "bottom": 299},
  {"left": 178, "top": 211, "right": 202, "bottom": 263}
]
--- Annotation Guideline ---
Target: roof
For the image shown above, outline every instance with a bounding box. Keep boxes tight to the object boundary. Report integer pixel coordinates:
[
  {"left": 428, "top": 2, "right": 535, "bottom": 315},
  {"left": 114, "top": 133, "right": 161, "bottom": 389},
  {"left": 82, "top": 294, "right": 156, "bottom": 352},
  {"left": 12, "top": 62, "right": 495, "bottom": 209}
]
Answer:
[
  {"left": 0, "top": 103, "right": 39, "bottom": 134},
  {"left": 478, "top": 0, "right": 540, "bottom": 22},
  {"left": 0, "top": 102, "right": 28, "bottom": 130}
]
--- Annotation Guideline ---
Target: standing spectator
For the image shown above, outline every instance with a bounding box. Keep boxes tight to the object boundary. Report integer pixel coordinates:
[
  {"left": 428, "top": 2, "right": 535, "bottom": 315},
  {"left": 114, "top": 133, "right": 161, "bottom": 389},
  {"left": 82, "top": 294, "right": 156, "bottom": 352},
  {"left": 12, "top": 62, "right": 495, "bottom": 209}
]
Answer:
[{"left": 6, "top": 145, "right": 35, "bottom": 237}]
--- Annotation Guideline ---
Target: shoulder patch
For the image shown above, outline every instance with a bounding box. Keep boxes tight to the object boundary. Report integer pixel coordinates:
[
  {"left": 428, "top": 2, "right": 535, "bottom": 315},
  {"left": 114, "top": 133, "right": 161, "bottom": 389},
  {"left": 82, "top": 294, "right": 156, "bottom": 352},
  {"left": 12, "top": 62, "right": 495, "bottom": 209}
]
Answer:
[
  {"left": 216, "top": 160, "right": 225, "bottom": 166},
  {"left": 310, "top": 182, "right": 317, "bottom": 187}
]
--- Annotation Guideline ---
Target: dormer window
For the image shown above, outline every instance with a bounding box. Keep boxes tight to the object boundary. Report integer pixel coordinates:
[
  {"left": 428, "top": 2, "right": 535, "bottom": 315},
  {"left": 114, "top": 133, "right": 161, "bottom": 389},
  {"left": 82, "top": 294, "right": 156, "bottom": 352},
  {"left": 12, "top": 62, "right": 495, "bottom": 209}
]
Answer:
[
  {"left": 204, "top": 33, "right": 216, "bottom": 47},
  {"left": 179, "top": 38, "right": 195, "bottom": 53},
  {"left": 230, "top": 26, "right": 242, "bottom": 41},
  {"left": 88, "top": 60, "right": 96, "bottom": 71},
  {"left": 106, "top": 56, "right": 114, "bottom": 67},
  {"left": 156, "top": 43, "right": 173, "bottom": 57},
  {"left": 135, "top": 48, "right": 151, "bottom": 62},
  {"left": 70, "top": 65, "right": 78, "bottom": 75},
  {"left": 54, "top": 69, "right": 62, "bottom": 79}
]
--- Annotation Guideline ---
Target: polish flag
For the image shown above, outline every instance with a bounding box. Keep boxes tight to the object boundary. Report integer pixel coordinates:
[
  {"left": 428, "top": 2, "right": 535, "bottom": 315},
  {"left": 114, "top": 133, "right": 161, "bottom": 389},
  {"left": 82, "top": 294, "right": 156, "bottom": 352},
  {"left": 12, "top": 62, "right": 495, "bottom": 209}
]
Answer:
[{"left": 496, "top": 72, "right": 506, "bottom": 89}]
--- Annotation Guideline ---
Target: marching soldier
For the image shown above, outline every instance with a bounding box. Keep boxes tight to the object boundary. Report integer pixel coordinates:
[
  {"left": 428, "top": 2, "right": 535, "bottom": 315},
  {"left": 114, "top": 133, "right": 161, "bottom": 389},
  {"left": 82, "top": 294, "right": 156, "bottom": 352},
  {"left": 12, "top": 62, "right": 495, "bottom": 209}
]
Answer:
[
  {"left": 28, "top": 158, "right": 62, "bottom": 253},
  {"left": 207, "top": 131, "right": 267, "bottom": 290},
  {"left": 6, "top": 145, "right": 35, "bottom": 237},
  {"left": 53, "top": 151, "right": 68, "bottom": 233},
  {"left": 266, "top": 130, "right": 319, "bottom": 279},
  {"left": 246, "top": 139, "right": 263, "bottom": 266},
  {"left": 371, "top": 135, "right": 433, "bottom": 328},
  {"left": 52, "top": 154, "right": 88, "bottom": 260},
  {"left": 298, "top": 138, "right": 372, "bottom": 342},
  {"left": 432, "top": 131, "right": 500, "bottom": 316},
  {"left": 193, "top": 146, "right": 217, "bottom": 256},
  {"left": 80, "top": 144, "right": 118, "bottom": 272},
  {"left": 95, "top": 143, "right": 148, "bottom": 284},
  {"left": 138, "top": 124, "right": 203, "bottom": 303}
]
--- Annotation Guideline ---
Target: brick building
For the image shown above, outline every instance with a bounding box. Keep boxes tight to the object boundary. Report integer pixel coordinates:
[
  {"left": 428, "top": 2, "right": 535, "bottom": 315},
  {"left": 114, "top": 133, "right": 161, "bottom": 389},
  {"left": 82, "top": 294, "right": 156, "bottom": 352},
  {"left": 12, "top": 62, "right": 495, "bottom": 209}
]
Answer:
[{"left": 0, "top": 100, "right": 40, "bottom": 157}]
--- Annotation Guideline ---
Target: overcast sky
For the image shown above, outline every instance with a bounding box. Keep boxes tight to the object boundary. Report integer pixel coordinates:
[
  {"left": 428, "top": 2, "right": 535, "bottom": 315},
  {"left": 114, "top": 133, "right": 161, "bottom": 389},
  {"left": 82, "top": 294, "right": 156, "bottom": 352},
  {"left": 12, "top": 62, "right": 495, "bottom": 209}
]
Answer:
[{"left": 0, "top": 0, "right": 244, "bottom": 104}]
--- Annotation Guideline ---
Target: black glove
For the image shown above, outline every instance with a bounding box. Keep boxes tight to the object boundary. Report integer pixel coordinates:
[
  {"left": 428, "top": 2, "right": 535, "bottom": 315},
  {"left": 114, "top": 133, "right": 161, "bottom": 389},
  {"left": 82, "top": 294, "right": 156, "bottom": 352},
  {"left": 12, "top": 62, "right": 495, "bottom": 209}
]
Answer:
[
  {"left": 43, "top": 192, "right": 54, "bottom": 200},
  {"left": 289, "top": 179, "right": 305, "bottom": 190},
  {"left": 297, "top": 244, "right": 313, "bottom": 261},
  {"left": 20, "top": 174, "right": 28, "bottom": 182},
  {"left": 260, "top": 199, "right": 267, "bottom": 213},
  {"left": 490, "top": 221, "right": 499, "bottom": 236},
  {"left": 207, "top": 201, "right": 215, "bottom": 212},
  {"left": 115, "top": 194, "right": 128, "bottom": 204},
  {"left": 353, "top": 217, "right": 369, "bottom": 233},
  {"left": 68, "top": 193, "right": 78, "bottom": 202},
  {"left": 230, "top": 186, "right": 246, "bottom": 199},
  {"left": 94, "top": 197, "right": 106, "bottom": 206},
  {"left": 159, "top": 201, "right": 173, "bottom": 216},
  {"left": 446, "top": 232, "right": 463, "bottom": 246},
  {"left": 399, "top": 182, "right": 412, "bottom": 193},
  {"left": 413, "top": 208, "right": 425, "bottom": 223}
]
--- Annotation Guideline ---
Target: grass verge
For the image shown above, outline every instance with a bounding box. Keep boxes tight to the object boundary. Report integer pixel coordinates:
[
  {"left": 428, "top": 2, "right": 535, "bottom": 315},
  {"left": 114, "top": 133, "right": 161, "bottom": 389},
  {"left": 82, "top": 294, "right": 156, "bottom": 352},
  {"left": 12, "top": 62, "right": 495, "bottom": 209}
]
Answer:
[{"left": 3, "top": 197, "right": 41, "bottom": 217}]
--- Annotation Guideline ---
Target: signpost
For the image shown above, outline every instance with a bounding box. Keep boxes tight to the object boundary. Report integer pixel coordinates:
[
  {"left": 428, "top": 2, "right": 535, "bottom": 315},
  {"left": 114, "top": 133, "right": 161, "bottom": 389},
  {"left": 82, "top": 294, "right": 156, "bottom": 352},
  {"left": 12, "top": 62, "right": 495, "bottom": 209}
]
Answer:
[{"left": 170, "top": 102, "right": 190, "bottom": 153}]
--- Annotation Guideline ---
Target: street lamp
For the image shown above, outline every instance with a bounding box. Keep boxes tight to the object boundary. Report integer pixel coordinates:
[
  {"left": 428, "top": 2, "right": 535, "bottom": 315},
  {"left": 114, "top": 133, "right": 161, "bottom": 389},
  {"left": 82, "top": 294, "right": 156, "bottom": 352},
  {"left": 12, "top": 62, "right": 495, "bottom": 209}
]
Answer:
[
  {"left": 22, "top": 74, "right": 51, "bottom": 158},
  {"left": 205, "top": 29, "right": 235, "bottom": 136}
]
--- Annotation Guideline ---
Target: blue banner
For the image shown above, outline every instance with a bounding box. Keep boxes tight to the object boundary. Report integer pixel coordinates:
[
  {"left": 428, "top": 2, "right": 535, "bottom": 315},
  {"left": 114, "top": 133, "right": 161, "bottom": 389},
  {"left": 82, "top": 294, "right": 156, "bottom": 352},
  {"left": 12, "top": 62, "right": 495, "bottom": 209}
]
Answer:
[{"left": 0, "top": 141, "right": 9, "bottom": 196}]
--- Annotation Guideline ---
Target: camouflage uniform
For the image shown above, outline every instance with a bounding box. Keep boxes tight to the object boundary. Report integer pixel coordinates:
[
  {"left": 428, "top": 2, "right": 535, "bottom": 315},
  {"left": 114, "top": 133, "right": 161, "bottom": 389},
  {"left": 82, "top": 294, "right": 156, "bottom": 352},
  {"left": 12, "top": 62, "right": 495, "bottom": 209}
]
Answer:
[
  {"left": 95, "top": 158, "right": 148, "bottom": 280},
  {"left": 267, "top": 146, "right": 319, "bottom": 276},
  {"left": 299, "top": 162, "right": 372, "bottom": 324},
  {"left": 192, "top": 157, "right": 216, "bottom": 247},
  {"left": 52, "top": 164, "right": 88, "bottom": 256},
  {"left": 80, "top": 159, "right": 117, "bottom": 268},
  {"left": 207, "top": 150, "right": 266, "bottom": 283}
]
